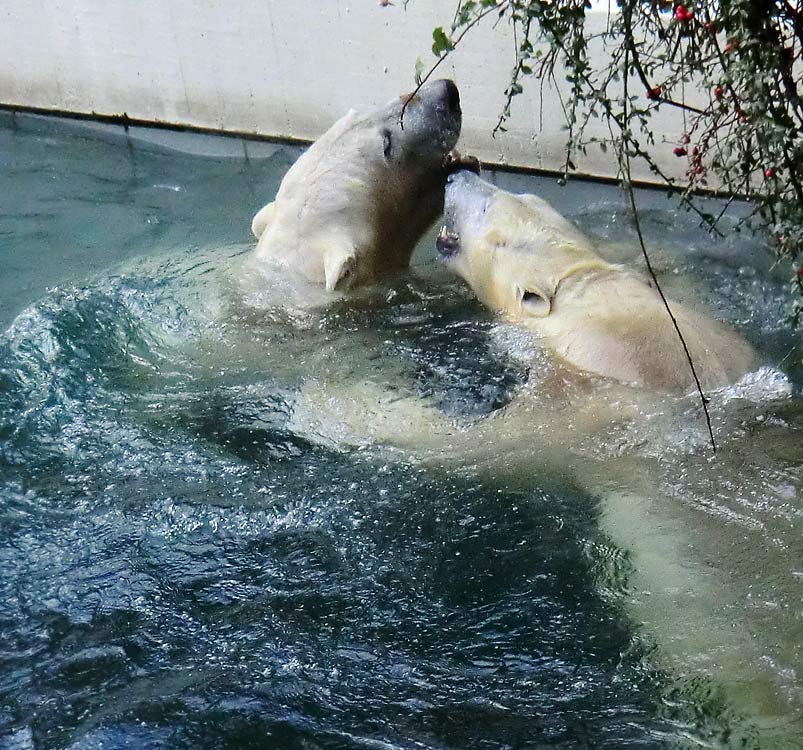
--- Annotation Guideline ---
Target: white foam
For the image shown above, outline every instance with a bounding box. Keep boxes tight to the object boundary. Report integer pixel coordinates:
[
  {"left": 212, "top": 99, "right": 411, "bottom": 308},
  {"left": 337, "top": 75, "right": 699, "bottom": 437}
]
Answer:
[{"left": 720, "top": 366, "right": 794, "bottom": 404}]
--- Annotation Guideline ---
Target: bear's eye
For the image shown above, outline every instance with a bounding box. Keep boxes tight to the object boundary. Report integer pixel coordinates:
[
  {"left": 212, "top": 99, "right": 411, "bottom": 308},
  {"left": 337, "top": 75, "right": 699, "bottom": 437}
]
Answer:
[{"left": 382, "top": 129, "right": 393, "bottom": 160}]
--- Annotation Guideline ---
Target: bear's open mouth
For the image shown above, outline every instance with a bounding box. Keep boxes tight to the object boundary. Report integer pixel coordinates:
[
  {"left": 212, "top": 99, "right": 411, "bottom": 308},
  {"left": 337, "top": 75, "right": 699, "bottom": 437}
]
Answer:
[
  {"left": 443, "top": 151, "right": 481, "bottom": 176},
  {"left": 436, "top": 226, "right": 460, "bottom": 259}
]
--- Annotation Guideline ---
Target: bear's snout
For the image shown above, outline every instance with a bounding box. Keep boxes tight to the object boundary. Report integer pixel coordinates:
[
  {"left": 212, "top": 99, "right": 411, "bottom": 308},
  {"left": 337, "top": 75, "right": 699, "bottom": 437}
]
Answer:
[
  {"left": 443, "top": 79, "right": 461, "bottom": 113},
  {"left": 401, "top": 79, "right": 460, "bottom": 115}
]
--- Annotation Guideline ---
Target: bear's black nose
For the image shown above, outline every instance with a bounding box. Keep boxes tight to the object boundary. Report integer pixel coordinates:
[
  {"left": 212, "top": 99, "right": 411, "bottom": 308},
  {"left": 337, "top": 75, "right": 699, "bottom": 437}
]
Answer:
[{"left": 443, "top": 79, "right": 461, "bottom": 113}]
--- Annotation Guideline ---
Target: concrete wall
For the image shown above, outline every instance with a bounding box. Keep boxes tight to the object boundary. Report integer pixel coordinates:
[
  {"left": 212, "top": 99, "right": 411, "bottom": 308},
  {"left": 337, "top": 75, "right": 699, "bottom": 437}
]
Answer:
[{"left": 0, "top": 1, "right": 693, "bottom": 182}]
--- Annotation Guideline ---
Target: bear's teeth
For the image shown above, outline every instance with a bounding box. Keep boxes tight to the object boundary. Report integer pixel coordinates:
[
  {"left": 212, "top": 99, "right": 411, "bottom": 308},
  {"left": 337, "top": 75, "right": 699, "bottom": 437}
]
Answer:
[
  {"left": 444, "top": 151, "right": 481, "bottom": 175},
  {"left": 436, "top": 229, "right": 460, "bottom": 258}
]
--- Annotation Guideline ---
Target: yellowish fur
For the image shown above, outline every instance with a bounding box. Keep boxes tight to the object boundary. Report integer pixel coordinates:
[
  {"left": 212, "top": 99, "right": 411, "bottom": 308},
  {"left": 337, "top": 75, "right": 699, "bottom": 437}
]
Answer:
[{"left": 442, "top": 173, "right": 757, "bottom": 392}]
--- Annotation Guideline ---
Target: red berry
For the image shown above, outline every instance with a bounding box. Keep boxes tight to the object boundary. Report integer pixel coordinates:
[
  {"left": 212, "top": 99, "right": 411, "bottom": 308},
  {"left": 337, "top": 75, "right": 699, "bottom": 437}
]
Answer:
[
  {"left": 675, "top": 5, "right": 693, "bottom": 20},
  {"left": 714, "top": 86, "right": 724, "bottom": 98},
  {"left": 765, "top": 168, "right": 775, "bottom": 178},
  {"left": 673, "top": 146, "right": 688, "bottom": 157},
  {"left": 646, "top": 86, "right": 662, "bottom": 100},
  {"left": 705, "top": 21, "right": 718, "bottom": 33}
]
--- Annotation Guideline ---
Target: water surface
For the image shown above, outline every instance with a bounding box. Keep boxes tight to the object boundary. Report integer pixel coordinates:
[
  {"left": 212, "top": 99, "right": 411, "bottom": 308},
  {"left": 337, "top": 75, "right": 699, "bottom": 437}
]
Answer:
[{"left": 1, "top": 112, "right": 801, "bottom": 749}]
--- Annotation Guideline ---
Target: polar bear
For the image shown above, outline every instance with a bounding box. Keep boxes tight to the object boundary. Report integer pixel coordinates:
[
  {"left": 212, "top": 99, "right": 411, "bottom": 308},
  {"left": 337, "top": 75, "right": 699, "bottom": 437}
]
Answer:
[
  {"left": 288, "top": 168, "right": 797, "bottom": 738},
  {"left": 435, "top": 170, "right": 757, "bottom": 392},
  {"left": 241, "top": 79, "right": 465, "bottom": 296}
]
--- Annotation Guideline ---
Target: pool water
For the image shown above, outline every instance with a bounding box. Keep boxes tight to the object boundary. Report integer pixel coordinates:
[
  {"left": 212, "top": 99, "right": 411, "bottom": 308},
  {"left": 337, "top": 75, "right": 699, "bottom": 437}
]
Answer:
[{"left": 0, "top": 112, "right": 801, "bottom": 750}]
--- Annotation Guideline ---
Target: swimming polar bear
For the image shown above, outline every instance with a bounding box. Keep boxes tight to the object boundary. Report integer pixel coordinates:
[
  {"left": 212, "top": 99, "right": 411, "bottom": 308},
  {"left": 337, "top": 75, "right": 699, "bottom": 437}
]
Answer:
[
  {"left": 436, "top": 170, "right": 757, "bottom": 392},
  {"left": 241, "top": 79, "right": 466, "bottom": 297},
  {"left": 289, "top": 172, "right": 803, "bottom": 741}
]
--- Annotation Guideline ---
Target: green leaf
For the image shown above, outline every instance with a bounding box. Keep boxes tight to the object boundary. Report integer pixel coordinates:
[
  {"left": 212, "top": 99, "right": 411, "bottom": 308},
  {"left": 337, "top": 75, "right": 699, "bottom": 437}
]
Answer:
[
  {"left": 414, "top": 57, "right": 425, "bottom": 86},
  {"left": 431, "top": 27, "right": 454, "bottom": 57}
]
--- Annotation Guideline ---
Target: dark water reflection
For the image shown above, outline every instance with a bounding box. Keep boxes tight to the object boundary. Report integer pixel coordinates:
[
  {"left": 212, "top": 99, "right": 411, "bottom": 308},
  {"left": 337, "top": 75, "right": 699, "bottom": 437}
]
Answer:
[{"left": 0, "top": 281, "right": 661, "bottom": 748}]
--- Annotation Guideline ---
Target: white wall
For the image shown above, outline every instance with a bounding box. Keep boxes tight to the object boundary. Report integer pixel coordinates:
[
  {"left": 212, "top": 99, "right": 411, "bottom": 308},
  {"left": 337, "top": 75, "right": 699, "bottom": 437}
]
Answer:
[{"left": 0, "top": 1, "right": 694, "bottom": 182}]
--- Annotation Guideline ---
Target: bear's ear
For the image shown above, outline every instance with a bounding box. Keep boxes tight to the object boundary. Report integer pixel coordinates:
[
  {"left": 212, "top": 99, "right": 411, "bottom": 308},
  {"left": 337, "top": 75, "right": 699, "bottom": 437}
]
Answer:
[
  {"left": 324, "top": 244, "right": 358, "bottom": 291},
  {"left": 251, "top": 202, "right": 276, "bottom": 239},
  {"left": 519, "top": 285, "right": 553, "bottom": 317}
]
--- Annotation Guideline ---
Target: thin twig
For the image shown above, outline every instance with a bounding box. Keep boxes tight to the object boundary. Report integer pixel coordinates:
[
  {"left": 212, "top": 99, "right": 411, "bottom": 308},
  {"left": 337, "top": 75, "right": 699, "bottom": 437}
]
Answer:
[
  {"left": 621, "top": 10, "right": 716, "bottom": 453},
  {"left": 625, "top": 176, "right": 717, "bottom": 454},
  {"left": 400, "top": 3, "right": 503, "bottom": 126}
]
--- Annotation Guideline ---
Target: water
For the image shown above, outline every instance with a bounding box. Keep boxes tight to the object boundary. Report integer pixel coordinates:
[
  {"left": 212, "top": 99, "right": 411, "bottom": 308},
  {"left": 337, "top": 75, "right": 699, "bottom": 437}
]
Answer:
[{"left": 0, "top": 112, "right": 801, "bottom": 750}]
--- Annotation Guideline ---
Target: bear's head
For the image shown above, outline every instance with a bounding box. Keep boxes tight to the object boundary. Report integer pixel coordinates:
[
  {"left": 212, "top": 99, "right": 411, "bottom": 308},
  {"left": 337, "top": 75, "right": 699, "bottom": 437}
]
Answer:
[
  {"left": 251, "top": 79, "right": 467, "bottom": 293},
  {"left": 437, "top": 171, "right": 758, "bottom": 391},
  {"left": 436, "top": 170, "right": 609, "bottom": 321}
]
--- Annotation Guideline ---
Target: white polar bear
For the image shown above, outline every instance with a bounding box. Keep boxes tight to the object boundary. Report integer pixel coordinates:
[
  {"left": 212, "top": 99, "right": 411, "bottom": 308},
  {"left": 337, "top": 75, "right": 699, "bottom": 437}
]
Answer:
[
  {"left": 241, "top": 79, "right": 465, "bottom": 297},
  {"left": 436, "top": 170, "right": 757, "bottom": 392},
  {"left": 289, "top": 172, "right": 802, "bottom": 740}
]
